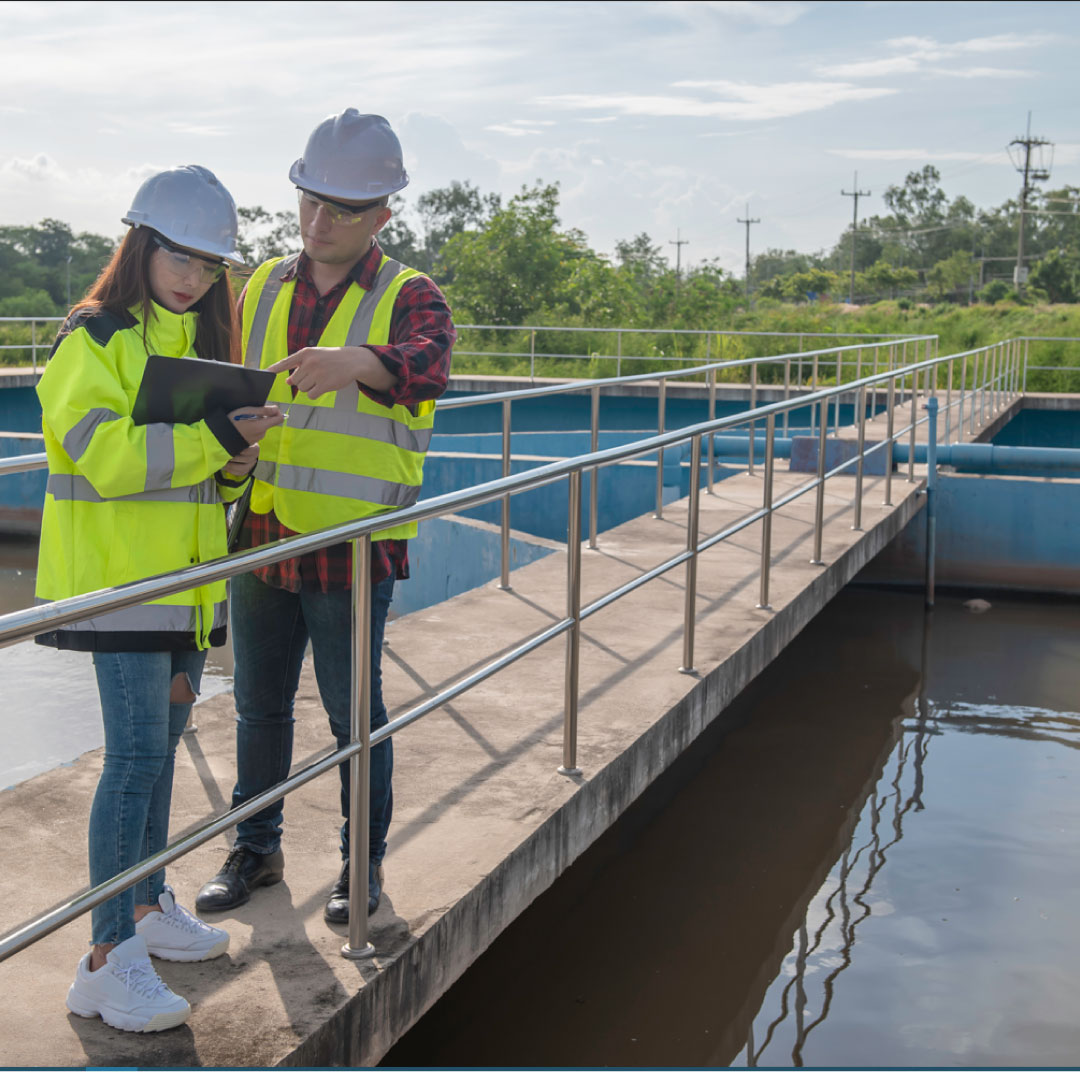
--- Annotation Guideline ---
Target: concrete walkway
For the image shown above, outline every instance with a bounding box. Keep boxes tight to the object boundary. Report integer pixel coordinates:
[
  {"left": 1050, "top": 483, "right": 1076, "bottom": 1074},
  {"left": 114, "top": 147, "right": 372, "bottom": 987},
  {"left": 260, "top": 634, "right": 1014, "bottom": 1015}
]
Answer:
[{"left": 0, "top": 380, "right": 1016, "bottom": 1067}]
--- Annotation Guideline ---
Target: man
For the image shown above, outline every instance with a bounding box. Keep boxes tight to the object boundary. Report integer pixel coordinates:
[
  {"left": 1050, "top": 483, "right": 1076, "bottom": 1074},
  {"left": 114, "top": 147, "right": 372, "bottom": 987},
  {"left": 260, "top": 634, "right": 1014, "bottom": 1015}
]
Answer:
[{"left": 196, "top": 110, "right": 454, "bottom": 922}]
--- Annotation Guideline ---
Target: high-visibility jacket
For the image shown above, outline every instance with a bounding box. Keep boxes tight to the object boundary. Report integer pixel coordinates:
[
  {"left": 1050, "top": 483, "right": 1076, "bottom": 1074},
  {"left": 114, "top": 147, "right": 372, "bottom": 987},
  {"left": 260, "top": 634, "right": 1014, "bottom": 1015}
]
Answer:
[
  {"left": 34, "top": 301, "right": 246, "bottom": 652},
  {"left": 242, "top": 252, "right": 435, "bottom": 540}
]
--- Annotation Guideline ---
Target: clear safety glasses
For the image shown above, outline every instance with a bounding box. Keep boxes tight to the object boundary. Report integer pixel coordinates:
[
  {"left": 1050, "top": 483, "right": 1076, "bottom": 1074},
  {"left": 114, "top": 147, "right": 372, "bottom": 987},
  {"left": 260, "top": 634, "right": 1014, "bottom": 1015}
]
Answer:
[
  {"left": 151, "top": 235, "right": 227, "bottom": 284},
  {"left": 297, "top": 188, "right": 383, "bottom": 226}
]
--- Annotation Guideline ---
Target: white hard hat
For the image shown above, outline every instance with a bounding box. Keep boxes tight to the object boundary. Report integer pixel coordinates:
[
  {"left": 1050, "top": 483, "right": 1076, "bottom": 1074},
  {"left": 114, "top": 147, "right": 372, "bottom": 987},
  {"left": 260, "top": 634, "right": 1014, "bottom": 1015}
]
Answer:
[
  {"left": 122, "top": 165, "right": 244, "bottom": 266},
  {"left": 289, "top": 109, "right": 409, "bottom": 201}
]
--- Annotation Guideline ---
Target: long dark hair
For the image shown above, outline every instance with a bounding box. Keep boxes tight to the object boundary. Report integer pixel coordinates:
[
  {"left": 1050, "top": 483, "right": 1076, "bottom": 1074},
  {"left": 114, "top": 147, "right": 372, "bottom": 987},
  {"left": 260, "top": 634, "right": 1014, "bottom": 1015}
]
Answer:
[{"left": 72, "top": 226, "right": 239, "bottom": 364}]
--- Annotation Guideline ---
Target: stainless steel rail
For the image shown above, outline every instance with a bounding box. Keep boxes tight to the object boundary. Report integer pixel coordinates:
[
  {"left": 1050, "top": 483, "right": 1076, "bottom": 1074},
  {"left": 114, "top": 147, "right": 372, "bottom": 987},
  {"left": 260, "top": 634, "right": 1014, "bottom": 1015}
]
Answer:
[
  {"left": 439, "top": 336, "right": 938, "bottom": 585},
  {"left": 0, "top": 335, "right": 1019, "bottom": 968}
]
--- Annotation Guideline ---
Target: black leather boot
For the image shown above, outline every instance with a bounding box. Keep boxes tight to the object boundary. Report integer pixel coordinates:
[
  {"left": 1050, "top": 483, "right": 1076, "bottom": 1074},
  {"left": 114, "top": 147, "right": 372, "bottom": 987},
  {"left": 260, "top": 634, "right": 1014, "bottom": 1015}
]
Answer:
[
  {"left": 195, "top": 846, "right": 285, "bottom": 912},
  {"left": 324, "top": 859, "right": 383, "bottom": 923}
]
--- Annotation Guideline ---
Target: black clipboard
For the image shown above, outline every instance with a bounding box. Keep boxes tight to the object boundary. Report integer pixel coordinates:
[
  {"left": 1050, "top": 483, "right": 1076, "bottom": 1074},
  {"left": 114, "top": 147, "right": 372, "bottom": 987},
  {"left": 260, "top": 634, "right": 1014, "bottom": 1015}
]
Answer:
[{"left": 132, "top": 354, "right": 276, "bottom": 426}]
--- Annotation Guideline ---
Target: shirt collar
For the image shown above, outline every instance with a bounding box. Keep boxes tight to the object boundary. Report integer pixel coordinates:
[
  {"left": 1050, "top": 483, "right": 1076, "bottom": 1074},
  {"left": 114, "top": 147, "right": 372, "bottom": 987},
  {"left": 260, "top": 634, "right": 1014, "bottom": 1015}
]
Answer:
[{"left": 285, "top": 239, "right": 385, "bottom": 291}]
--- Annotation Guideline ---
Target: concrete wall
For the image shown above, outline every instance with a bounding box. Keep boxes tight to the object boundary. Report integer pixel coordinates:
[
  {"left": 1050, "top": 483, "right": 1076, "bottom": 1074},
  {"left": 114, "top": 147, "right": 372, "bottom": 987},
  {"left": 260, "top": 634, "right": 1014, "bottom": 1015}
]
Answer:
[{"left": 857, "top": 472, "right": 1080, "bottom": 594}]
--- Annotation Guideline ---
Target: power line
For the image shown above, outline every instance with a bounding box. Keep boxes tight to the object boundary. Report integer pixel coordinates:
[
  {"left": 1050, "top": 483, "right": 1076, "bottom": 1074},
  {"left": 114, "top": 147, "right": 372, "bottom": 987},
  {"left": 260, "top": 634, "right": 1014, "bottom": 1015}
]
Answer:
[
  {"left": 736, "top": 203, "right": 760, "bottom": 302},
  {"left": 841, "top": 171, "right": 871, "bottom": 303}
]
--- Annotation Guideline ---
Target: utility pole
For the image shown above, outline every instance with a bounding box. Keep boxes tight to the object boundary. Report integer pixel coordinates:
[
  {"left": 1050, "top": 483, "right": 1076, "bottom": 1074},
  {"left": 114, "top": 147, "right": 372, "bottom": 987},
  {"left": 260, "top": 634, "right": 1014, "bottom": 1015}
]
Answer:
[
  {"left": 669, "top": 228, "right": 689, "bottom": 285},
  {"left": 737, "top": 203, "right": 760, "bottom": 303},
  {"left": 1008, "top": 111, "right": 1051, "bottom": 297},
  {"left": 841, "top": 171, "right": 870, "bottom": 304}
]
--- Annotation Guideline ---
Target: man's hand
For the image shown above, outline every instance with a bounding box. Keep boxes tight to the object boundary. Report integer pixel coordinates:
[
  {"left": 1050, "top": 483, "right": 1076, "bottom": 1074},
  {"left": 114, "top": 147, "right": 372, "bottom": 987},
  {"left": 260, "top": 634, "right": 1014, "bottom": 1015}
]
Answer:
[
  {"left": 266, "top": 346, "right": 396, "bottom": 399},
  {"left": 224, "top": 443, "right": 260, "bottom": 478}
]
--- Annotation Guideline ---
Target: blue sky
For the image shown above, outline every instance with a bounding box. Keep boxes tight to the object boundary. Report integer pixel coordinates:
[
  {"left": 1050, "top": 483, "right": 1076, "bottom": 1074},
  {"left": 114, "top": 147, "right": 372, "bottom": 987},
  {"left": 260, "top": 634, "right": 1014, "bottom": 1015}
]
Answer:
[{"left": 1, "top": 0, "right": 1077, "bottom": 272}]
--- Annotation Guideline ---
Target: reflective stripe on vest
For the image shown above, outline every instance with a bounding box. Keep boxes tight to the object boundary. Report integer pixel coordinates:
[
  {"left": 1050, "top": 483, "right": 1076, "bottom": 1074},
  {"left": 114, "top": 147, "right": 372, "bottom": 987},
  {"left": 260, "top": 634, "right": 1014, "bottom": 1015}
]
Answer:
[
  {"left": 38, "top": 598, "right": 228, "bottom": 636},
  {"left": 47, "top": 474, "right": 219, "bottom": 505},
  {"left": 273, "top": 464, "right": 420, "bottom": 507}
]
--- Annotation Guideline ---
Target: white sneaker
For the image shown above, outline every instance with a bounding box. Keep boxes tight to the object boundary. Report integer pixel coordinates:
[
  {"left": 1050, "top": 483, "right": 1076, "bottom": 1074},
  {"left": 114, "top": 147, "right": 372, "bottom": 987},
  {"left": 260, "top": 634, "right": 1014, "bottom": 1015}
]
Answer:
[
  {"left": 136, "top": 884, "right": 229, "bottom": 962},
  {"left": 66, "top": 935, "right": 191, "bottom": 1033}
]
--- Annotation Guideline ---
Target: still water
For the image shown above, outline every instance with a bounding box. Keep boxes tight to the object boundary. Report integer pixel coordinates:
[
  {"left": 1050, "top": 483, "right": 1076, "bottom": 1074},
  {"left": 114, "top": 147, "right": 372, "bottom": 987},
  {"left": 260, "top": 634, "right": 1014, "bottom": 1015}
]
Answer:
[
  {"left": 0, "top": 535, "right": 233, "bottom": 789},
  {"left": 384, "top": 586, "right": 1080, "bottom": 1068}
]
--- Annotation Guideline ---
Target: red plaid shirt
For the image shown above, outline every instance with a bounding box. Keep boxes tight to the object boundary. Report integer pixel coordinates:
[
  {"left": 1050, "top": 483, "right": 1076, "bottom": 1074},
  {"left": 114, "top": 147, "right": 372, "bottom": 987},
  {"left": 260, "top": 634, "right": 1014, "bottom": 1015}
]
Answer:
[{"left": 237, "top": 241, "right": 454, "bottom": 591}]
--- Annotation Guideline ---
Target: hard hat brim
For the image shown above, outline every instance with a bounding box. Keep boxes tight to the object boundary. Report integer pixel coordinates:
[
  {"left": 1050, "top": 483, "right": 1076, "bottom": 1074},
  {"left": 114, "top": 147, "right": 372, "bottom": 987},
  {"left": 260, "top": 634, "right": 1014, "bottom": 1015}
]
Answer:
[{"left": 287, "top": 158, "right": 409, "bottom": 201}]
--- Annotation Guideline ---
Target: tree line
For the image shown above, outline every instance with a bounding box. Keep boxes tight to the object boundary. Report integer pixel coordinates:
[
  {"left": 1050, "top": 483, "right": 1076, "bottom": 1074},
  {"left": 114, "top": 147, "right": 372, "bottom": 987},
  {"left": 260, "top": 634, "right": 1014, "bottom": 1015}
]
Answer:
[{"left": 2, "top": 165, "right": 1079, "bottom": 334}]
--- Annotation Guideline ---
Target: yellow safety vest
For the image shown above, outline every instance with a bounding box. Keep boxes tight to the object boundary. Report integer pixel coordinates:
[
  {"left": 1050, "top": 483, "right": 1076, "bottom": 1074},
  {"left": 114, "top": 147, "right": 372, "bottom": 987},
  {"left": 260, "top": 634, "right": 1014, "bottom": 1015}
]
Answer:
[
  {"left": 241, "top": 252, "right": 435, "bottom": 540},
  {"left": 35, "top": 302, "right": 239, "bottom": 650}
]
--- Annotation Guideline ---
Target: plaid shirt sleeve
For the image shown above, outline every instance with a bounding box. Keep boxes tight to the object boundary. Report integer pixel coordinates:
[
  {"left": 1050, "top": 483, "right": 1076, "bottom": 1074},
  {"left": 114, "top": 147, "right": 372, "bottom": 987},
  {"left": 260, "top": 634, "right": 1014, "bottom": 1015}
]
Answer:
[{"left": 361, "top": 275, "right": 455, "bottom": 409}]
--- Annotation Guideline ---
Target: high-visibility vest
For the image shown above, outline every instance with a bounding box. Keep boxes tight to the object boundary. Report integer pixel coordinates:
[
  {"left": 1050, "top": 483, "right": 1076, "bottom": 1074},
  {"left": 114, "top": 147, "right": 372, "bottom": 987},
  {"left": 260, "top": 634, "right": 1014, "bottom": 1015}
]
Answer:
[
  {"left": 35, "top": 302, "right": 238, "bottom": 651},
  {"left": 241, "top": 252, "right": 435, "bottom": 540}
]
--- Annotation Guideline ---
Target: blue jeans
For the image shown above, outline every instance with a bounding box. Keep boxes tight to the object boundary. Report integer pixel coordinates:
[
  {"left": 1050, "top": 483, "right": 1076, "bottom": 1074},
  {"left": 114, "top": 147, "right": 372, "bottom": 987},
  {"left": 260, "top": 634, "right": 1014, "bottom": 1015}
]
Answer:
[
  {"left": 88, "top": 650, "right": 206, "bottom": 945},
  {"left": 229, "top": 570, "right": 394, "bottom": 862}
]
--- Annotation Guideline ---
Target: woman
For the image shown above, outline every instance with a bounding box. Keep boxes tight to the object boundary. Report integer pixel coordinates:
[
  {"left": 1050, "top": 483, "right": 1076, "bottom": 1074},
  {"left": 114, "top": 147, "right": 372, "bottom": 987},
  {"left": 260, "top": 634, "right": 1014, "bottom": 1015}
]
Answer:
[{"left": 34, "top": 165, "right": 281, "bottom": 1033}]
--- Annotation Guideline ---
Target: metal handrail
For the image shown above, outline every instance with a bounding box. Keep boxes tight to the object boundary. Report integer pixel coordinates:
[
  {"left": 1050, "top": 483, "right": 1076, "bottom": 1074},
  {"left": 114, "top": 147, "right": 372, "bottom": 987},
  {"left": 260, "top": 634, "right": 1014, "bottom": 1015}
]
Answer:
[{"left": 0, "top": 335, "right": 1019, "bottom": 966}]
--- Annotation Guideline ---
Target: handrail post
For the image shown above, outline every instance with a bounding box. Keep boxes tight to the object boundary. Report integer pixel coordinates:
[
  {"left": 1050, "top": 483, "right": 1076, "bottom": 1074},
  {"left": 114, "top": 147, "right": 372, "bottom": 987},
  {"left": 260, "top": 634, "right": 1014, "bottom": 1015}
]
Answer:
[
  {"left": 884, "top": 376, "right": 895, "bottom": 506},
  {"left": 559, "top": 470, "right": 583, "bottom": 776},
  {"left": 979, "top": 348, "right": 988, "bottom": 427},
  {"left": 499, "top": 399, "right": 512, "bottom": 589},
  {"left": 529, "top": 329, "right": 536, "bottom": 379},
  {"left": 758, "top": 414, "right": 775, "bottom": 610},
  {"left": 945, "top": 356, "right": 954, "bottom": 445},
  {"left": 654, "top": 377, "right": 666, "bottom": 519},
  {"left": 853, "top": 387, "right": 866, "bottom": 531},
  {"left": 30, "top": 320, "right": 38, "bottom": 374},
  {"left": 588, "top": 385, "right": 600, "bottom": 549},
  {"left": 870, "top": 344, "right": 880, "bottom": 419},
  {"left": 833, "top": 352, "right": 841, "bottom": 436},
  {"left": 907, "top": 366, "right": 917, "bottom": 483},
  {"left": 973, "top": 349, "right": 981, "bottom": 429},
  {"left": 342, "top": 535, "right": 374, "bottom": 960},
  {"left": 707, "top": 366, "right": 717, "bottom": 494},
  {"left": 811, "top": 401, "right": 828, "bottom": 565},
  {"left": 782, "top": 355, "right": 791, "bottom": 438},
  {"left": 680, "top": 435, "right": 702, "bottom": 674},
  {"left": 1023, "top": 338, "right": 1029, "bottom": 394},
  {"left": 616, "top": 329, "right": 622, "bottom": 378},
  {"left": 747, "top": 362, "right": 757, "bottom": 476},
  {"left": 925, "top": 398, "right": 938, "bottom": 609},
  {"left": 811, "top": 354, "right": 819, "bottom": 437}
]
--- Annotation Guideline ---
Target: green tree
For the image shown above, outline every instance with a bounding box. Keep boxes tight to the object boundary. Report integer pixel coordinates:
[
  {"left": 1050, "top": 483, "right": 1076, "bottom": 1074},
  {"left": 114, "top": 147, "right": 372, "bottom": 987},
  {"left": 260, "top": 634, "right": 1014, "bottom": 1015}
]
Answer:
[
  {"left": 1028, "top": 250, "right": 1080, "bottom": 303},
  {"left": 439, "top": 181, "right": 590, "bottom": 325},
  {"left": 236, "top": 205, "right": 301, "bottom": 266}
]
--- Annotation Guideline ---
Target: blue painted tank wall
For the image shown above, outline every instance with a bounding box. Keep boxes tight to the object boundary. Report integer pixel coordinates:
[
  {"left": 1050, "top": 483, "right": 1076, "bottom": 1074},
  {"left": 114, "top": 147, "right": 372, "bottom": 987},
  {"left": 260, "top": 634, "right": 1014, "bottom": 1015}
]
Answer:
[{"left": 857, "top": 474, "right": 1080, "bottom": 594}]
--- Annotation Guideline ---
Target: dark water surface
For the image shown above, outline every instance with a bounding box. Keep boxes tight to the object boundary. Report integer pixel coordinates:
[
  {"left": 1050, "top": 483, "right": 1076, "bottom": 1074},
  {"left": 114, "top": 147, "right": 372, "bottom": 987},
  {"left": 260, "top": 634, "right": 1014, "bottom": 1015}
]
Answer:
[{"left": 383, "top": 586, "right": 1080, "bottom": 1069}]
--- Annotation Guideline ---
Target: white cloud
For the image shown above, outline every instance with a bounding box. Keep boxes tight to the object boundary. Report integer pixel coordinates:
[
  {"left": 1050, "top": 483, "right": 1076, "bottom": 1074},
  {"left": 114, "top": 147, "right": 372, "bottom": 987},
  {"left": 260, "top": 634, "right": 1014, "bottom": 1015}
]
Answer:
[
  {"left": 538, "top": 80, "right": 896, "bottom": 122},
  {"left": 817, "top": 57, "right": 921, "bottom": 78},
  {"left": 932, "top": 66, "right": 1033, "bottom": 79},
  {"left": 167, "top": 122, "right": 230, "bottom": 137},
  {"left": 818, "top": 32, "right": 1051, "bottom": 82},
  {"left": 670, "top": 1, "right": 810, "bottom": 27},
  {"left": 486, "top": 124, "right": 543, "bottom": 137}
]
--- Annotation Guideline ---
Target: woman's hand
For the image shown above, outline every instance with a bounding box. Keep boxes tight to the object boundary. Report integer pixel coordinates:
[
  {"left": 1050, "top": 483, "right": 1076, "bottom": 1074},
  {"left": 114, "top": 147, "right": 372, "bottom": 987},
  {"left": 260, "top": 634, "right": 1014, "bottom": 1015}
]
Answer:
[
  {"left": 224, "top": 443, "right": 259, "bottom": 478},
  {"left": 228, "top": 404, "right": 283, "bottom": 445}
]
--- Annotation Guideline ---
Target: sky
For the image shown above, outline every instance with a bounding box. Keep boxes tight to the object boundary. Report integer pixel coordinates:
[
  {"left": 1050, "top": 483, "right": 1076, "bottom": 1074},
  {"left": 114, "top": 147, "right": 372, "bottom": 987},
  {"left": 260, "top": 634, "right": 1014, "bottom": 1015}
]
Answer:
[{"left": 0, "top": 0, "right": 1077, "bottom": 274}]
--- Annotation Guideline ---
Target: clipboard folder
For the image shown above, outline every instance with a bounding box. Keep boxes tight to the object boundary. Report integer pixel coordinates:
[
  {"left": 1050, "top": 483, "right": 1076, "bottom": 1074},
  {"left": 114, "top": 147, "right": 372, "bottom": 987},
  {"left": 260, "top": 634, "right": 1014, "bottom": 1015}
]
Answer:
[{"left": 132, "top": 354, "right": 276, "bottom": 426}]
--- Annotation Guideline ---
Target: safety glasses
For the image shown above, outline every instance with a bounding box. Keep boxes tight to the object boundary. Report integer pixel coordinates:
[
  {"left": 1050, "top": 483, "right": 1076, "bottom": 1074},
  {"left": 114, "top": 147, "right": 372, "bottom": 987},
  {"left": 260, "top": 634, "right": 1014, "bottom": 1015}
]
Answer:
[
  {"left": 151, "top": 234, "right": 227, "bottom": 284},
  {"left": 297, "top": 187, "right": 383, "bottom": 226}
]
